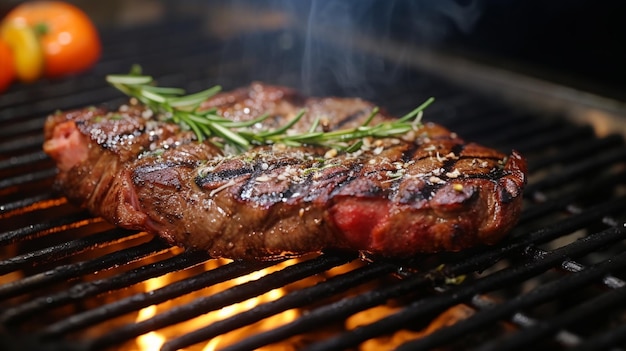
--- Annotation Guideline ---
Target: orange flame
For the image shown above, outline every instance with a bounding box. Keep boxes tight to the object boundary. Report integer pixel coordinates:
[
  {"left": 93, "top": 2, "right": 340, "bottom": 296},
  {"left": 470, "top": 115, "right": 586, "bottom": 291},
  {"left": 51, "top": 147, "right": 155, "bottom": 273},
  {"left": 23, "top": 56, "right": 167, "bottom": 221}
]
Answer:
[
  {"left": 347, "top": 304, "right": 476, "bottom": 351},
  {"left": 133, "top": 258, "right": 301, "bottom": 351},
  {"left": 135, "top": 276, "right": 168, "bottom": 351}
]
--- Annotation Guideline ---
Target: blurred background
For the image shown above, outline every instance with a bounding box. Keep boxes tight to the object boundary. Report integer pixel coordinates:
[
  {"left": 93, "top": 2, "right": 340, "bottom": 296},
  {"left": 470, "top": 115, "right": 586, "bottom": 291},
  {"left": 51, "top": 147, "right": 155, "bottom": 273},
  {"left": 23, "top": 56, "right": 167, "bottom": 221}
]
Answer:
[{"left": 1, "top": 0, "right": 624, "bottom": 99}]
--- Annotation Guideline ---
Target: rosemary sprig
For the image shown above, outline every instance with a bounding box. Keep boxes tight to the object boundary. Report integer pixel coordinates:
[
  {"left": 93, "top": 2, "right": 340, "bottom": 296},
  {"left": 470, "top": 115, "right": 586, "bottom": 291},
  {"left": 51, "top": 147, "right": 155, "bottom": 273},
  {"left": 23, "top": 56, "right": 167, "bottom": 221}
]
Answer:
[{"left": 105, "top": 68, "right": 434, "bottom": 153}]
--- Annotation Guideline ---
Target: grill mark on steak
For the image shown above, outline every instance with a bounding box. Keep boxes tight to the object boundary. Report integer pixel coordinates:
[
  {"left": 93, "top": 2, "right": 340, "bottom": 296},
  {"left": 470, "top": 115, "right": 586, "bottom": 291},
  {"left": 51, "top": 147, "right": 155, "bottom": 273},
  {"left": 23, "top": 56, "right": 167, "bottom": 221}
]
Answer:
[
  {"left": 400, "top": 143, "right": 420, "bottom": 163},
  {"left": 237, "top": 157, "right": 305, "bottom": 203},
  {"left": 196, "top": 165, "right": 255, "bottom": 188},
  {"left": 451, "top": 143, "right": 465, "bottom": 156},
  {"left": 328, "top": 162, "right": 366, "bottom": 198},
  {"left": 43, "top": 82, "right": 527, "bottom": 259},
  {"left": 302, "top": 166, "right": 351, "bottom": 203}
]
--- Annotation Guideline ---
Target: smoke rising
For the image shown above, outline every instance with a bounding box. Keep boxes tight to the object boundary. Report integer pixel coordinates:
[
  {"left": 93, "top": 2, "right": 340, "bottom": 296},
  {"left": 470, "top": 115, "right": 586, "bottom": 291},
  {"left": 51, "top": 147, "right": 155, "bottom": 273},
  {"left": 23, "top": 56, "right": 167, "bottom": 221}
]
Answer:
[{"left": 210, "top": 0, "right": 485, "bottom": 97}]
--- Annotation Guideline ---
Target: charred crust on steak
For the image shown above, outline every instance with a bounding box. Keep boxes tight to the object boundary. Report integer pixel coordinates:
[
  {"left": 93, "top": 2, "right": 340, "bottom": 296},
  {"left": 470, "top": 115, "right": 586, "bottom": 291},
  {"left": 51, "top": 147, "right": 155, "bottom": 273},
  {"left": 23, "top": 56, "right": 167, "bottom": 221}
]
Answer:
[
  {"left": 196, "top": 162, "right": 255, "bottom": 188},
  {"left": 43, "top": 82, "right": 527, "bottom": 259}
]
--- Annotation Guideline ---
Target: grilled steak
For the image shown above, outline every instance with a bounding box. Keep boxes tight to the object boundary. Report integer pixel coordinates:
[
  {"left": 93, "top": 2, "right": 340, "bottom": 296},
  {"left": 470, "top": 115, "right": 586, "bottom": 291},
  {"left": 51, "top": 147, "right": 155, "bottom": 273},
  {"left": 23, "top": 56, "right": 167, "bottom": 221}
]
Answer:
[{"left": 43, "top": 82, "right": 527, "bottom": 259}]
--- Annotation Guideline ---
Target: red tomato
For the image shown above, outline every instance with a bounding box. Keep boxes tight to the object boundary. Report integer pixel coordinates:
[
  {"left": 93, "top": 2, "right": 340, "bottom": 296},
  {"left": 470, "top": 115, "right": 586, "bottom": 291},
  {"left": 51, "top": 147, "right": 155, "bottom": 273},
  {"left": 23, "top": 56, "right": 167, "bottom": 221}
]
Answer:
[
  {"left": 3, "top": 1, "right": 101, "bottom": 78},
  {"left": 0, "top": 39, "right": 15, "bottom": 92}
]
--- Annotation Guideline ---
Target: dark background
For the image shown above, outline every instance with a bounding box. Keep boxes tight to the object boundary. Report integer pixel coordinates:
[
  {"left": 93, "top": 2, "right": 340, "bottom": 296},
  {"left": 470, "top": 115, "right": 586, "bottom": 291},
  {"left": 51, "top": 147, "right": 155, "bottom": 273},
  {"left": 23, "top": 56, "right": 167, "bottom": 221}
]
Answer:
[
  {"left": 320, "top": 0, "right": 626, "bottom": 100},
  {"left": 1, "top": 0, "right": 625, "bottom": 101},
  {"left": 449, "top": 0, "right": 626, "bottom": 100}
]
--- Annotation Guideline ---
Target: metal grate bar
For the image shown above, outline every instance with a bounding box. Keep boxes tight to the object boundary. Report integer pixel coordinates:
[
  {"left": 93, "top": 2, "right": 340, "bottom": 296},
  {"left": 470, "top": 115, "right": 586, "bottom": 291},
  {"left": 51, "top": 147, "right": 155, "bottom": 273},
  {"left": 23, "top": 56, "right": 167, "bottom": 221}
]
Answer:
[
  {"left": 477, "top": 118, "right": 565, "bottom": 147},
  {"left": 0, "top": 151, "right": 50, "bottom": 171},
  {"left": 571, "top": 320, "right": 626, "bottom": 351},
  {"left": 303, "top": 225, "right": 626, "bottom": 351},
  {"left": 85, "top": 252, "right": 357, "bottom": 350},
  {"left": 0, "top": 168, "right": 56, "bottom": 189},
  {"left": 39, "top": 259, "right": 276, "bottom": 339},
  {"left": 0, "top": 228, "right": 136, "bottom": 275},
  {"left": 0, "top": 193, "right": 57, "bottom": 215},
  {"left": 0, "top": 53, "right": 217, "bottom": 126},
  {"left": 161, "top": 260, "right": 398, "bottom": 351},
  {"left": 517, "top": 191, "right": 580, "bottom": 224},
  {"left": 508, "top": 124, "right": 594, "bottom": 154},
  {"left": 561, "top": 260, "right": 625, "bottom": 288},
  {"left": 493, "top": 197, "right": 626, "bottom": 257},
  {"left": 527, "top": 134, "right": 624, "bottom": 173},
  {"left": 476, "top": 278, "right": 626, "bottom": 351},
  {"left": 0, "top": 135, "right": 45, "bottom": 154},
  {"left": 524, "top": 146, "right": 626, "bottom": 195},
  {"left": 1, "top": 249, "right": 211, "bottom": 325},
  {"left": 0, "top": 118, "right": 53, "bottom": 138},
  {"left": 468, "top": 295, "right": 587, "bottom": 348},
  {"left": 0, "top": 87, "right": 123, "bottom": 124},
  {"left": 396, "top": 246, "right": 626, "bottom": 351},
  {"left": 217, "top": 270, "right": 456, "bottom": 351},
  {"left": 513, "top": 251, "right": 626, "bottom": 349},
  {"left": 518, "top": 169, "right": 626, "bottom": 224},
  {"left": 218, "top": 263, "right": 449, "bottom": 351},
  {"left": 0, "top": 237, "right": 169, "bottom": 303},
  {"left": 475, "top": 248, "right": 626, "bottom": 350},
  {"left": 0, "top": 212, "right": 97, "bottom": 246}
]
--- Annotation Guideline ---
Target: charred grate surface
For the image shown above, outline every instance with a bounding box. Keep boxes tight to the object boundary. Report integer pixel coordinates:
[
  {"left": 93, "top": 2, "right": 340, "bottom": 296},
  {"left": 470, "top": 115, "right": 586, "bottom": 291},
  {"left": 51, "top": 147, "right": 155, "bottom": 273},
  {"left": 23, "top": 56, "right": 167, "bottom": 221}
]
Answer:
[{"left": 1, "top": 14, "right": 626, "bottom": 351}]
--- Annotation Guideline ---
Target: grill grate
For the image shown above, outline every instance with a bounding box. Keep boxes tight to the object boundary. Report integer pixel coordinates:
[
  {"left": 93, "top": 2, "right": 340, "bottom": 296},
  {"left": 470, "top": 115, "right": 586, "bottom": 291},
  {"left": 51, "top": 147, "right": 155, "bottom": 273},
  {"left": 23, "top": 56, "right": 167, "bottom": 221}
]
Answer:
[{"left": 1, "top": 11, "right": 626, "bottom": 351}]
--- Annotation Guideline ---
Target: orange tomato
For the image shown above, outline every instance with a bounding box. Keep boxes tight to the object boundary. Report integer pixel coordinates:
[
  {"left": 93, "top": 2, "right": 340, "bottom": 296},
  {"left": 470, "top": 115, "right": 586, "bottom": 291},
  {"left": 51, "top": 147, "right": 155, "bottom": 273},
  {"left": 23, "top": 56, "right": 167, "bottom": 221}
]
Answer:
[
  {"left": 0, "top": 39, "right": 16, "bottom": 92},
  {"left": 2, "top": 1, "right": 101, "bottom": 78}
]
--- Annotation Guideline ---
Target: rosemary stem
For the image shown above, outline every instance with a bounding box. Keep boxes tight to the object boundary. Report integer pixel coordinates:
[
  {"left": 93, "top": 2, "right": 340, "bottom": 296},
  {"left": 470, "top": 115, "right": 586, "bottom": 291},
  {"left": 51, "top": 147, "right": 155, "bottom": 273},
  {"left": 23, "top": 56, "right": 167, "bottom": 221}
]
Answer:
[{"left": 105, "top": 69, "right": 434, "bottom": 154}]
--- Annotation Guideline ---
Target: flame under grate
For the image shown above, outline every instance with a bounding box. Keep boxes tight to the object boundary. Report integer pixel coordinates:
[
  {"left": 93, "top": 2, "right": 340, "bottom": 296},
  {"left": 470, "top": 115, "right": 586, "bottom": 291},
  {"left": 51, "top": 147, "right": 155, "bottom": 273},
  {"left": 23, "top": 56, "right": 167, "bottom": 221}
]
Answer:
[{"left": 1, "top": 14, "right": 626, "bottom": 351}]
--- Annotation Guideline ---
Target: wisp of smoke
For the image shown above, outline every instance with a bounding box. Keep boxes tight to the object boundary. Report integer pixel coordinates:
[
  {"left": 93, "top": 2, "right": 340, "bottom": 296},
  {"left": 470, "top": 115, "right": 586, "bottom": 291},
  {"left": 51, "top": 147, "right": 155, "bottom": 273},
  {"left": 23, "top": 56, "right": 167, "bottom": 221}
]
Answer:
[{"left": 212, "top": 0, "right": 484, "bottom": 98}]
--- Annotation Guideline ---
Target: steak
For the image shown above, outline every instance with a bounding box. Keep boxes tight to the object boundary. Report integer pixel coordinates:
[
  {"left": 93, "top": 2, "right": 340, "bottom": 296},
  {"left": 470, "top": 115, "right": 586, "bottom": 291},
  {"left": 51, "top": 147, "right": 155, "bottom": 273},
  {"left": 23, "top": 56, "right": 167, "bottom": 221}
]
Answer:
[{"left": 43, "top": 82, "right": 527, "bottom": 259}]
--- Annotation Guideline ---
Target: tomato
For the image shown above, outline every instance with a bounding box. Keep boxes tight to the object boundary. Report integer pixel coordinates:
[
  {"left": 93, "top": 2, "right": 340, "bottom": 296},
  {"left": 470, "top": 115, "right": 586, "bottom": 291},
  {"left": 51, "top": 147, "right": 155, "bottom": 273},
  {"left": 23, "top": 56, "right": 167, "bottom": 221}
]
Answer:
[
  {"left": 0, "top": 39, "right": 16, "bottom": 92},
  {"left": 2, "top": 1, "right": 101, "bottom": 78},
  {"left": 0, "top": 22, "right": 43, "bottom": 82}
]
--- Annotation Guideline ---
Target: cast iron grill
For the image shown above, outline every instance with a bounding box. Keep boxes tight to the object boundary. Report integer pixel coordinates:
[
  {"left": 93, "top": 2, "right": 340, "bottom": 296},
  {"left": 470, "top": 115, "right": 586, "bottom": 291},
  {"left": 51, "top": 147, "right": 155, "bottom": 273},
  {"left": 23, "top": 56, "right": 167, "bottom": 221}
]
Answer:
[{"left": 1, "top": 15, "right": 626, "bottom": 351}]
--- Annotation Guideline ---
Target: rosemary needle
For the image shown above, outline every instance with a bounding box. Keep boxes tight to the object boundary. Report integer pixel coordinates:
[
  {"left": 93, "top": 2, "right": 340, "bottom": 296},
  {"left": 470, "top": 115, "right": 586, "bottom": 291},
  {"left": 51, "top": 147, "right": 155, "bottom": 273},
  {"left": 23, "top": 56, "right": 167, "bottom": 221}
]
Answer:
[{"left": 106, "top": 68, "right": 434, "bottom": 153}]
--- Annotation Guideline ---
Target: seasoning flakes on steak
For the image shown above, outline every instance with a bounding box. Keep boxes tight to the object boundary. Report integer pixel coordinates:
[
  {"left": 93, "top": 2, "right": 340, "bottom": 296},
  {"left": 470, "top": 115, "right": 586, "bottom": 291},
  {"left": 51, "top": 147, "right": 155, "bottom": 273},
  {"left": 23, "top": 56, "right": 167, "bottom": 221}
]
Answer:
[{"left": 43, "top": 82, "right": 527, "bottom": 259}]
